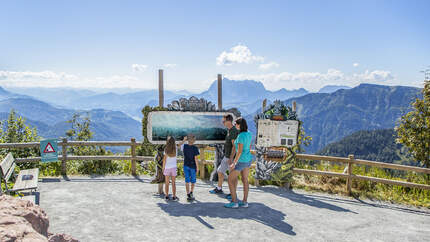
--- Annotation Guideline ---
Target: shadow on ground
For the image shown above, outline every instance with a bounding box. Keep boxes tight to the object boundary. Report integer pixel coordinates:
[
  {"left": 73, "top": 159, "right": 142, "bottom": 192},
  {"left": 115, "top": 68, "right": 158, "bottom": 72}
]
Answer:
[
  {"left": 256, "top": 186, "right": 356, "bottom": 213},
  {"left": 158, "top": 201, "right": 296, "bottom": 236},
  {"left": 258, "top": 186, "right": 430, "bottom": 216}
]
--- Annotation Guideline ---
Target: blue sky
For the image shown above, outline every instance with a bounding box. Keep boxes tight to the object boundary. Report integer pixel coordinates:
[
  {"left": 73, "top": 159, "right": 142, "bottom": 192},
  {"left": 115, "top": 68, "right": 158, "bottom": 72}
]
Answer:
[{"left": 0, "top": 0, "right": 429, "bottom": 92}]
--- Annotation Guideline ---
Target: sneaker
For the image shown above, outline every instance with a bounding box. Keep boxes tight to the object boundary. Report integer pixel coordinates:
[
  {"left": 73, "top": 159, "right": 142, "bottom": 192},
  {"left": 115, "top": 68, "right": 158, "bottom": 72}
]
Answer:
[
  {"left": 209, "top": 188, "right": 223, "bottom": 194},
  {"left": 171, "top": 196, "right": 179, "bottom": 202},
  {"left": 226, "top": 194, "right": 232, "bottom": 200},
  {"left": 224, "top": 202, "right": 239, "bottom": 209},
  {"left": 239, "top": 201, "right": 249, "bottom": 208},
  {"left": 187, "top": 193, "right": 194, "bottom": 201},
  {"left": 165, "top": 195, "right": 170, "bottom": 201}
]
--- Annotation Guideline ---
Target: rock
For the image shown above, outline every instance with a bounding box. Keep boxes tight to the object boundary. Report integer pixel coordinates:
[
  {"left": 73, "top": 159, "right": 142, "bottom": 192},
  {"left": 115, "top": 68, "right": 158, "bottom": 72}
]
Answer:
[
  {"left": 0, "top": 195, "right": 79, "bottom": 242},
  {"left": 48, "top": 233, "right": 79, "bottom": 242},
  {"left": 0, "top": 195, "right": 49, "bottom": 236},
  {"left": 0, "top": 214, "right": 47, "bottom": 242}
]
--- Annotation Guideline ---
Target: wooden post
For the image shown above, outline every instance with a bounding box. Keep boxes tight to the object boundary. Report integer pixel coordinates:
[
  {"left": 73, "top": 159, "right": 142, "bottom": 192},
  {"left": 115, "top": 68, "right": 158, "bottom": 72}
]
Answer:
[
  {"left": 262, "top": 99, "right": 267, "bottom": 113},
  {"left": 159, "top": 69, "right": 164, "bottom": 108},
  {"left": 61, "top": 138, "right": 67, "bottom": 176},
  {"left": 217, "top": 74, "right": 222, "bottom": 110},
  {"left": 200, "top": 147, "right": 206, "bottom": 179},
  {"left": 347, "top": 154, "right": 354, "bottom": 195},
  {"left": 292, "top": 101, "right": 297, "bottom": 112},
  {"left": 158, "top": 69, "right": 164, "bottom": 194},
  {"left": 131, "top": 138, "right": 136, "bottom": 176}
]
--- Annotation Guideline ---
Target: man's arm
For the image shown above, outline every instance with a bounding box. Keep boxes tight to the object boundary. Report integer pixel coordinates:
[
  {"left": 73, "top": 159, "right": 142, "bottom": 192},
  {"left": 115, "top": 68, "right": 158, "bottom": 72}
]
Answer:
[{"left": 229, "top": 139, "right": 236, "bottom": 164}]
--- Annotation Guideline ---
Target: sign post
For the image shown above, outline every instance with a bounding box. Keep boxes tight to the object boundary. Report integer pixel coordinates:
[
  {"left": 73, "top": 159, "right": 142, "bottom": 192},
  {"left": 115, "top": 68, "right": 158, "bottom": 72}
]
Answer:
[{"left": 40, "top": 139, "right": 58, "bottom": 162}]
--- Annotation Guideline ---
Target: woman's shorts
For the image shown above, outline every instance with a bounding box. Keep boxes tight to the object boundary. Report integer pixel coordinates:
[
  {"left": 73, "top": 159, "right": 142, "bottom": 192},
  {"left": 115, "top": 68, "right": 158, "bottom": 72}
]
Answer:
[
  {"left": 163, "top": 167, "right": 177, "bottom": 177},
  {"left": 234, "top": 162, "right": 251, "bottom": 171}
]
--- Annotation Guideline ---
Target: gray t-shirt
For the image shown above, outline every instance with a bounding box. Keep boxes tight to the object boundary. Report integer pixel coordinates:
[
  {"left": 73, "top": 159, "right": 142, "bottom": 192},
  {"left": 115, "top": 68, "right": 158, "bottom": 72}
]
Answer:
[{"left": 224, "top": 127, "right": 239, "bottom": 158}]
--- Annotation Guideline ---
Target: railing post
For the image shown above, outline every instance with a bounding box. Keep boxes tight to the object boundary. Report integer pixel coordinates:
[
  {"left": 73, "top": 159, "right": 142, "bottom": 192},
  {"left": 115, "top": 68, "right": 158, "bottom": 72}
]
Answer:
[
  {"left": 217, "top": 74, "right": 222, "bottom": 110},
  {"left": 159, "top": 69, "right": 164, "bottom": 108},
  {"left": 131, "top": 138, "right": 137, "bottom": 176},
  {"left": 347, "top": 154, "right": 354, "bottom": 195},
  {"left": 61, "top": 138, "right": 67, "bottom": 176},
  {"left": 200, "top": 147, "right": 206, "bottom": 179}
]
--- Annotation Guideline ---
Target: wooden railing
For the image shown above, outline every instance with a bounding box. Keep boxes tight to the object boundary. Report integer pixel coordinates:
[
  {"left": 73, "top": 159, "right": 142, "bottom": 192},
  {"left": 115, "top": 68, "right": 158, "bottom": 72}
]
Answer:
[
  {"left": 292, "top": 153, "right": 430, "bottom": 194},
  {"left": 1, "top": 140, "right": 430, "bottom": 195},
  {"left": 0, "top": 138, "right": 151, "bottom": 176}
]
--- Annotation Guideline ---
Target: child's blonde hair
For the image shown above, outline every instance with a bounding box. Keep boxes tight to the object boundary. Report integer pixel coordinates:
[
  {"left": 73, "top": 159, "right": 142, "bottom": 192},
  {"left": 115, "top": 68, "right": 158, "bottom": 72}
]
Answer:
[{"left": 165, "top": 136, "right": 176, "bottom": 157}]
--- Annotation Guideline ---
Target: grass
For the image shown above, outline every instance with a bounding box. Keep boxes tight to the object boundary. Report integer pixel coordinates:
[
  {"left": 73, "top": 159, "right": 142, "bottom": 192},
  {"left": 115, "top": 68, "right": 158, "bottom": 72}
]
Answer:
[{"left": 292, "top": 160, "right": 430, "bottom": 208}]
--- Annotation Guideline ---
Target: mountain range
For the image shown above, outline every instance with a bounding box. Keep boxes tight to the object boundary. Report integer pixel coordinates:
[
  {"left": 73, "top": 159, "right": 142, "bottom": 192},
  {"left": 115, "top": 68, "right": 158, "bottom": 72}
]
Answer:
[
  {"left": 2, "top": 80, "right": 419, "bottom": 156},
  {"left": 0, "top": 97, "right": 142, "bottom": 142},
  {"left": 0, "top": 79, "right": 319, "bottom": 144},
  {"left": 282, "top": 84, "right": 421, "bottom": 153},
  {"left": 5, "top": 79, "right": 322, "bottom": 119}
]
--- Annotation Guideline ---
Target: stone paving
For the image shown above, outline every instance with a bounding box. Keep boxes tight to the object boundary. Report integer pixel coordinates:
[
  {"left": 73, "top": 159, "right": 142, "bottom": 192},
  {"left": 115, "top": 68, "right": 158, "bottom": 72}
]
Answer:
[{"left": 38, "top": 175, "right": 430, "bottom": 242}]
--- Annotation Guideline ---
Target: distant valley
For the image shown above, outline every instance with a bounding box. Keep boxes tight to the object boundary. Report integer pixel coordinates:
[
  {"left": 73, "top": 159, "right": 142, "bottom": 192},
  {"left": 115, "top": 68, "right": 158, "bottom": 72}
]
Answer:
[
  {"left": 5, "top": 79, "right": 317, "bottom": 119},
  {"left": 2, "top": 80, "right": 419, "bottom": 157}
]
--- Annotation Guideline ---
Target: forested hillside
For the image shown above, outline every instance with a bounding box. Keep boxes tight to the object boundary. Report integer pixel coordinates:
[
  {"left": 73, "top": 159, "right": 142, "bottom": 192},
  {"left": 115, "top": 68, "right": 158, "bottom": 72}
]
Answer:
[{"left": 316, "top": 129, "right": 418, "bottom": 166}]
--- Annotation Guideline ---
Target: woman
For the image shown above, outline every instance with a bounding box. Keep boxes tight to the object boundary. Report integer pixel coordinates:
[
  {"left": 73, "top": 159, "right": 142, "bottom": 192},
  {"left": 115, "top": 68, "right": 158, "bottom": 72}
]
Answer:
[{"left": 224, "top": 118, "right": 252, "bottom": 209}]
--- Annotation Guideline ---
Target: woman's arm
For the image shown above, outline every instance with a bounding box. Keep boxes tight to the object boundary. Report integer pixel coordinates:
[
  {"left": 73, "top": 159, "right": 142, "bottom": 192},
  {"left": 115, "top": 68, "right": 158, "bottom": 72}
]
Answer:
[
  {"left": 231, "top": 143, "right": 243, "bottom": 168},
  {"left": 162, "top": 155, "right": 167, "bottom": 171}
]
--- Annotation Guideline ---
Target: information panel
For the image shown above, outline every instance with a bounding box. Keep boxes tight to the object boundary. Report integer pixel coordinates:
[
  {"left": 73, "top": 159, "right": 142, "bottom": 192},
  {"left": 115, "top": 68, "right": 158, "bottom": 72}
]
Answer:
[
  {"left": 256, "top": 120, "right": 299, "bottom": 148},
  {"left": 147, "top": 111, "right": 235, "bottom": 144}
]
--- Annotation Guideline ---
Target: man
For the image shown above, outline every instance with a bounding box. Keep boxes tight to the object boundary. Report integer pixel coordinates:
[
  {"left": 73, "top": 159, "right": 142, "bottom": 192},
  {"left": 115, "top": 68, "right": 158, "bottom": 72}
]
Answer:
[{"left": 210, "top": 114, "right": 238, "bottom": 195}]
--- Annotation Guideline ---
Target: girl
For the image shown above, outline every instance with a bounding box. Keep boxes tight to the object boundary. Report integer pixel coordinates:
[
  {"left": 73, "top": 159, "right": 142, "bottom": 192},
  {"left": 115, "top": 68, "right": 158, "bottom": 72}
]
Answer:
[
  {"left": 225, "top": 118, "right": 252, "bottom": 209},
  {"left": 162, "top": 136, "right": 178, "bottom": 201}
]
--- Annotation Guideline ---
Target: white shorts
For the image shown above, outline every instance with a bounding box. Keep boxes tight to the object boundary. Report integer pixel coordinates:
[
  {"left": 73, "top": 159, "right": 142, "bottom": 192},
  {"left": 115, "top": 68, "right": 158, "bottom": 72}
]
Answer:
[{"left": 217, "top": 157, "right": 230, "bottom": 176}]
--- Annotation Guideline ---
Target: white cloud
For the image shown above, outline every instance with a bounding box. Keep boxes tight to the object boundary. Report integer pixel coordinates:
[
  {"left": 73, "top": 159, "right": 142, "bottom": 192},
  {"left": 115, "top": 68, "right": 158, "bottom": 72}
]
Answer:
[
  {"left": 0, "top": 68, "right": 398, "bottom": 92},
  {"left": 259, "top": 62, "right": 279, "bottom": 71},
  {"left": 0, "top": 70, "right": 79, "bottom": 81},
  {"left": 163, "top": 64, "right": 177, "bottom": 68},
  {"left": 353, "top": 63, "right": 359, "bottom": 67},
  {"left": 0, "top": 70, "right": 155, "bottom": 89},
  {"left": 131, "top": 64, "right": 148, "bottom": 72},
  {"left": 216, "top": 44, "right": 264, "bottom": 66},
  {"left": 225, "top": 69, "right": 395, "bottom": 92},
  {"left": 353, "top": 70, "right": 394, "bottom": 82}
]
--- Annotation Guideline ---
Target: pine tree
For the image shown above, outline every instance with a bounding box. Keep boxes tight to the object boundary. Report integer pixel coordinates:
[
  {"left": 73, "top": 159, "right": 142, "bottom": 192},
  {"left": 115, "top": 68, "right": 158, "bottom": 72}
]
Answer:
[
  {"left": 396, "top": 78, "right": 430, "bottom": 169},
  {"left": 65, "top": 112, "right": 112, "bottom": 174},
  {"left": 0, "top": 109, "right": 40, "bottom": 169}
]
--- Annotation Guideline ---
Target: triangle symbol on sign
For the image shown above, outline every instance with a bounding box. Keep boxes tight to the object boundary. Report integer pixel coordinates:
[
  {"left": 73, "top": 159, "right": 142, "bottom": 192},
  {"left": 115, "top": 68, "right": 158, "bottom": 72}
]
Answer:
[{"left": 44, "top": 143, "right": 55, "bottom": 153}]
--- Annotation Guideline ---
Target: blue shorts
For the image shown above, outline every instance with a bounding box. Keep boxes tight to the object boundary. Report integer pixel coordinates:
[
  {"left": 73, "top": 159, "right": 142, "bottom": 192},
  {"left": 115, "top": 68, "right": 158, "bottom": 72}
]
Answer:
[
  {"left": 234, "top": 162, "right": 251, "bottom": 171},
  {"left": 184, "top": 165, "right": 196, "bottom": 183}
]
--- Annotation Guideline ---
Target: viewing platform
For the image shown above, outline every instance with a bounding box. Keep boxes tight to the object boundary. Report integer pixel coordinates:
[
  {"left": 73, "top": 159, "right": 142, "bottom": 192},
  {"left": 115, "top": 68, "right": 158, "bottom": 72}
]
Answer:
[{"left": 38, "top": 175, "right": 430, "bottom": 241}]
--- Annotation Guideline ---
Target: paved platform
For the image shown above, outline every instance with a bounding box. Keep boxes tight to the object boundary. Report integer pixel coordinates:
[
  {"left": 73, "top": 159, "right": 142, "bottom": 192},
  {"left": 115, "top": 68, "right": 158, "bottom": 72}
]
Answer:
[{"left": 38, "top": 175, "right": 430, "bottom": 242}]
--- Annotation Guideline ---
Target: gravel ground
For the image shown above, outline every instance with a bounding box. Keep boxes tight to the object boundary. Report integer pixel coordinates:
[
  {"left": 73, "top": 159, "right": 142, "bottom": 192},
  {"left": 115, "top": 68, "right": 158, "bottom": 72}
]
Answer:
[{"left": 38, "top": 175, "right": 430, "bottom": 242}]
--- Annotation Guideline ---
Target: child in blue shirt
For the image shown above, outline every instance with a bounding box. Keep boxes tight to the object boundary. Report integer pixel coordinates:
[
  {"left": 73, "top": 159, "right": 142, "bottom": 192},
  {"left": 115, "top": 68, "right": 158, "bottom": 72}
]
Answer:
[{"left": 178, "top": 134, "right": 200, "bottom": 201}]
